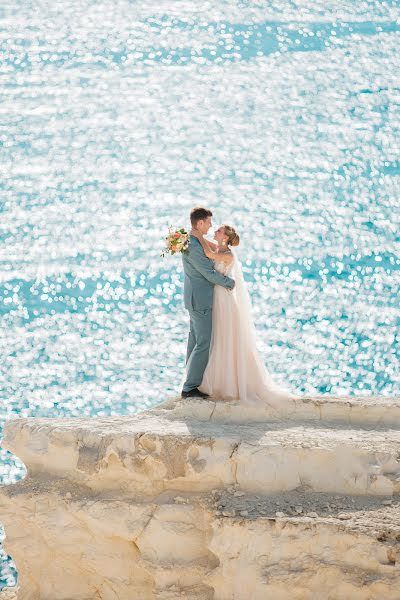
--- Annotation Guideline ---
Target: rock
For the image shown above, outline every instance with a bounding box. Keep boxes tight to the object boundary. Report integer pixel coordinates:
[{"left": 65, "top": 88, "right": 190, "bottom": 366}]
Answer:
[
  {"left": 294, "top": 506, "right": 303, "bottom": 514},
  {"left": 382, "top": 499, "right": 393, "bottom": 506},
  {"left": 1, "top": 396, "right": 400, "bottom": 599},
  {"left": 338, "top": 513, "right": 352, "bottom": 520},
  {"left": 222, "top": 509, "right": 236, "bottom": 517},
  {"left": 0, "top": 589, "right": 19, "bottom": 600},
  {"left": 234, "top": 491, "right": 245, "bottom": 497}
]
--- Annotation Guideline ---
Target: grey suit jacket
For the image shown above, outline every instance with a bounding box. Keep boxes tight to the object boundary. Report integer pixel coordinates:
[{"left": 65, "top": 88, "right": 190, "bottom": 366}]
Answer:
[{"left": 182, "top": 235, "right": 235, "bottom": 310}]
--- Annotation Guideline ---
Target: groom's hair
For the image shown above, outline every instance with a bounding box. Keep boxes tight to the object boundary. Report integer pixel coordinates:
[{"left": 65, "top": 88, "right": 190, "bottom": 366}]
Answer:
[{"left": 190, "top": 207, "right": 213, "bottom": 226}]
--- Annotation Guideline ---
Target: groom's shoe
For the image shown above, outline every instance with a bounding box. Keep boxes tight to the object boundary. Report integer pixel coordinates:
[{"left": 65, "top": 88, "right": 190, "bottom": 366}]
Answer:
[{"left": 181, "top": 388, "right": 210, "bottom": 399}]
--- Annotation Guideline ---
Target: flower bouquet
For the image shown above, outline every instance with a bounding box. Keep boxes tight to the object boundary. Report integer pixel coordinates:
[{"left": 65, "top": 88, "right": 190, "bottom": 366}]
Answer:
[{"left": 161, "top": 227, "right": 190, "bottom": 257}]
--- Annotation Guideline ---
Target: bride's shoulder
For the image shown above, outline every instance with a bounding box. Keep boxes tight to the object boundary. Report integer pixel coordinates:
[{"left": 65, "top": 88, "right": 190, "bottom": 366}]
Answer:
[{"left": 213, "top": 252, "right": 233, "bottom": 264}]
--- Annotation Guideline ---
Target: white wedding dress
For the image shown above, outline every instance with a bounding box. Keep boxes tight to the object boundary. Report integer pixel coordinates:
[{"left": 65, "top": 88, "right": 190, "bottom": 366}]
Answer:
[{"left": 198, "top": 252, "right": 294, "bottom": 407}]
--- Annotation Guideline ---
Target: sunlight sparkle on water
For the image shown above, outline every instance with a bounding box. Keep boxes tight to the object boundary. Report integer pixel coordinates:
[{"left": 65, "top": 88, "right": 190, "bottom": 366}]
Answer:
[{"left": 1, "top": 0, "right": 399, "bottom": 504}]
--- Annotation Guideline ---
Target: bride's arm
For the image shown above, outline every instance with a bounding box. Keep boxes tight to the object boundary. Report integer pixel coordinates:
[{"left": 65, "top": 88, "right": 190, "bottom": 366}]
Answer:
[
  {"left": 191, "top": 231, "right": 233, "bottom": 263},
  {"left": 191, "top": 233, "right": 217, "bottom": 259},
  {"left": 205, "top": 239, "right": 218, "bottom": 251}
]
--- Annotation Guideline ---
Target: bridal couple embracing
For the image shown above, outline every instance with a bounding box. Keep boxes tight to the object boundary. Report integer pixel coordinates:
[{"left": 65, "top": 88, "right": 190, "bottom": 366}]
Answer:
[{"left": 181, "top": 206, "right": 295, "bottom": 407}]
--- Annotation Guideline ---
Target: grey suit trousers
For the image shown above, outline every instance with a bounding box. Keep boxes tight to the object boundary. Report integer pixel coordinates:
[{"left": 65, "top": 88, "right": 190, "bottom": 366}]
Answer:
[{"left": 183, "top": 306, "right": 213, "bottom": 392}]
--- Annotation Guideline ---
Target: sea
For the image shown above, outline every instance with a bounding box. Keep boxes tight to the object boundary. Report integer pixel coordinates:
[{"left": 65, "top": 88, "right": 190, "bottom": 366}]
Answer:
[{"left": 0, "top": 0, "right": 399, "bottom": 588}]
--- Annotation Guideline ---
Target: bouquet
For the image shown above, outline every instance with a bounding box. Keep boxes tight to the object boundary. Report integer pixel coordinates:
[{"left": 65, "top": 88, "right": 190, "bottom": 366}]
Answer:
[{"left": 161, "top": 227, "right": 190, "bottom": 257}]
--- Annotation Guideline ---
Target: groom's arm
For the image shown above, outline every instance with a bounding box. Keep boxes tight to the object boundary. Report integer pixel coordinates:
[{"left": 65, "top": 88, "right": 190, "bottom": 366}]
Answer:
[{"left": 188, "top": 243, "right": 235, "bottom": 290}]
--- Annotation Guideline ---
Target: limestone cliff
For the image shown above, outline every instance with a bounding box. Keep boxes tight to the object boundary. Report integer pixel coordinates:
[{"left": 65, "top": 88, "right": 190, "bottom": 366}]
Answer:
[{"left": 1, "top": 395, "right": 400, "bottom": 599}]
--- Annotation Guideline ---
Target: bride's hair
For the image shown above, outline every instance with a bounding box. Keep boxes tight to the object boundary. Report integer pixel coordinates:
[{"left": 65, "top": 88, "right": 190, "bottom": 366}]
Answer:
[{"left": 223, "top": 225, "right": 240, "bottom": 247}]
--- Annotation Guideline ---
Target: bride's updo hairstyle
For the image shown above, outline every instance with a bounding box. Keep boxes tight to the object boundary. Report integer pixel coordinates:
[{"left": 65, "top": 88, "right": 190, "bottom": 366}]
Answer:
[{"left": 223, "top": 225, "right": 240, "bottom": 247}]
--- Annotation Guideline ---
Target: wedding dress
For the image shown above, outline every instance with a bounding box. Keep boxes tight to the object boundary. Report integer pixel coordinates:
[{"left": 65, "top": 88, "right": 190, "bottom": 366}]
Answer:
[{"left": 198, "top": 252, "right": 294, "bottom": 406}]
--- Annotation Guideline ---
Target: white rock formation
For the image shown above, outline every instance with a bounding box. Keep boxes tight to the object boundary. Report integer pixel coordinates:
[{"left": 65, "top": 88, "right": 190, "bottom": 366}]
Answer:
[
  {"left": 0, "top": 590, "right": 18, "bottom": 600},
  {"left": 1, "top": 395, "right": 400, "bottom": 599}
]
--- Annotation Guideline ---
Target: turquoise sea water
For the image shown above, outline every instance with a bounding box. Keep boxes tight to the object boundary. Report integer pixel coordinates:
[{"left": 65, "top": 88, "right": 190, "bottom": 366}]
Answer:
[{"left": 1, "top": 0, "right": 400, "bottom": 588}]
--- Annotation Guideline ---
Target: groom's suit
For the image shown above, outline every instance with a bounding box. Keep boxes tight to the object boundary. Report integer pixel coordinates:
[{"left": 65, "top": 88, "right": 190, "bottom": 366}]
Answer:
[{"left": 182, "top": 235, "right": 235, "bottom": 393}]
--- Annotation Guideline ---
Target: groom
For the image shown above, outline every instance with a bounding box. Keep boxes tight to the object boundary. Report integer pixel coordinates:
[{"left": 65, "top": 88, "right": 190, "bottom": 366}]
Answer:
[{"left": 181, "top": 207, "right": 235, "bottom": 398}]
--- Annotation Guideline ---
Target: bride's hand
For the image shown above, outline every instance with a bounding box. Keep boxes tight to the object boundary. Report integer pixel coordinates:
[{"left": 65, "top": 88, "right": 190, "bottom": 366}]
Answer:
[{"left": 190, "top": 229, "right": 203, "bottom": 239}]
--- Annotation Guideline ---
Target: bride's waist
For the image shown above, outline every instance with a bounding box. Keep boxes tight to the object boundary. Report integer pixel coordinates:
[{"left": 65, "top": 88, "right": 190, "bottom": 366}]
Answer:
[{"left": 214, "top": 286, "right": 235, "bottom": 296}]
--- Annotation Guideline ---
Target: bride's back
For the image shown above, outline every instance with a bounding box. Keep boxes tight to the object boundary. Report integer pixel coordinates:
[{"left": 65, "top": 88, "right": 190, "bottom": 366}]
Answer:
[{"left": 213, "top": 255, "right": 235, "bottom": 277}]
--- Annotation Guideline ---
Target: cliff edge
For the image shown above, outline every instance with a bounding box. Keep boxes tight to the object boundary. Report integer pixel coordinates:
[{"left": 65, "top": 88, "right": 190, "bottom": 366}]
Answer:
[{"left": 1, "top": 395, "right": 400, "bottom": 599}]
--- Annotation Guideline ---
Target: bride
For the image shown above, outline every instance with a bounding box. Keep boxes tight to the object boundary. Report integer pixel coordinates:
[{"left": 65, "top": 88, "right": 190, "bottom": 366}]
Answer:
[{"left": 190, "top": 224, "right": 294, "bottom": 407}]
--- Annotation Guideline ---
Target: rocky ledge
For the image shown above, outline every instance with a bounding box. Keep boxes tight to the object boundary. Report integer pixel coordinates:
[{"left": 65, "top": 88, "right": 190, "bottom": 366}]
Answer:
[{"left": 1, "top": 395, "right": 400, "bottom": 600}]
